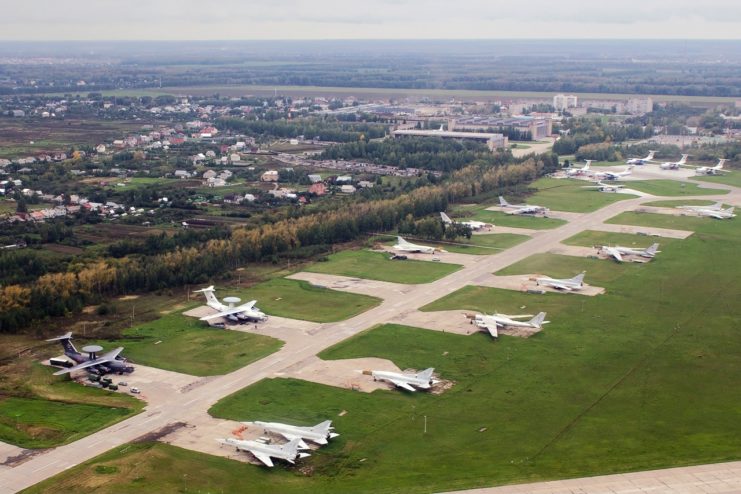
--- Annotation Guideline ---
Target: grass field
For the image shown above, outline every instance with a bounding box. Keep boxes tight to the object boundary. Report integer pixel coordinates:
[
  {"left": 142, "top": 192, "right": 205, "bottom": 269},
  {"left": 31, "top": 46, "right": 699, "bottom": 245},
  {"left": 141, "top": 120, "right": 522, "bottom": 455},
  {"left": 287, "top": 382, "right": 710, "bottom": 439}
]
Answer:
[
  {"left": 524, "top": 177, "right": 636, "bottom": 212},
  {"left": 693, "top": 173, "right": 741, "bottom": 188},
  {"left": 304, "top": 250, "right": 461, "bottom": 284},
  {"left": 0, "top": 365, "right": 143, "bottom": 448},
  {"left": 89, "top": 310, "right": 283, "bottom": 376},
  {"left": 562, "top": 230, "right": 679, "bottom": 250},
  {"left": 642, "top": 199, "right": 718, "bottom": 208},
  {"left": 606, "top": 211, "right": 713, "bottom": 230},
  {"left": 625, "top": 180, "right": 727, "bottom": 197},
  {"left": 230, "top": 278, "right": 382, "bottom": 322},
  {"left": 22, "top": 201, "right": 741, "bottom": 493}
]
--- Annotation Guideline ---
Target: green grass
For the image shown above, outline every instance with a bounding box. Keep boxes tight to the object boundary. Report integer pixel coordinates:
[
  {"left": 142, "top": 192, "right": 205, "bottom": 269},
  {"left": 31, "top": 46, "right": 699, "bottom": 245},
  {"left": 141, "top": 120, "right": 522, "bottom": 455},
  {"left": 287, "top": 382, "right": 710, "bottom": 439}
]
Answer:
[
  {"left": 693, "top": 173, "right": 741, "bottom": 188},
  {"left": 525, "top": 177, "right": 636, "bottom": 212},
  {"left": 642, "top": 199, "right": 718, "bottom": 208},
  {"left": 624, "top": 180, "right": 727, "bottom": 197},
  {"left": 463, "top": 210, "right": 567, "bottom": 230},
  {"left": 562, "top": 230, "right": 678, "bottom": 250},
  {"left": 0, "top": 366, "right": 143, "bottom": 449},
  {"left": 23, "top": 211, "right": 741, "bottom": 492},
  {"left": 231, "top": 278, "right": 382, "bottom": 322},
  {"left": 441, "top": 233, "right": 530, "bottom": 254},
  {"left": 494, "top": 253, "right": 639, "bottom": 286},
  {"left": 304, "top": 250, "right": 461, "bottom": 283},
  {"left": 90, "top": 310, "right": 283, "bottom": 376},
  {"left": 606, "top": 211, "right": 712, "bottom": 231}
]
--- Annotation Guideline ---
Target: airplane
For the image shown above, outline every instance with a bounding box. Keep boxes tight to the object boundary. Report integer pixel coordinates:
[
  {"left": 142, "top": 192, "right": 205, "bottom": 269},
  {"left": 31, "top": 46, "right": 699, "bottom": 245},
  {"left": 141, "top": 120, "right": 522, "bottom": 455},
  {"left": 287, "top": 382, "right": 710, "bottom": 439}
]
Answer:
[
  {"left": 601, "top": 243, "right": 660, "bottom": 262},
  {"left": 593, "top": 165, "right": 634, "bottom": 181},
  {"left": 535, "top": 272, "right": 586, "bottom": 291},
  {"left": 498, "top": 196, "right": 549, "bottom": 215},
  {"left": 194, "top": 286, "right": 267, "bottom": 323},
  {"left": 368, "top": 368, "right": 438, "bottom": 392},
  {"left": 677, "top": 202, "right": 723, "bottom": 213},
  {"left": 626, "top": 150, "right": 657, "bottom": 165},
  {"left": 472, "top": 312, "right": 548, "bottom": 338},
  {"left": 582, "top": 181, "right": 625, "bottom": 193},
  {"left": 217, "top": 437, "right": 309, "bottom": 467},
  {"left": 250, "top": 420, "right": 339, "bottom": 449},
  {"left": 565, "top": 160, "right": 592, "bottom": 177},
  {"left": 440, "top": 212, "right": 490, "bottom": 231},
  {"left": 46, "top": 332, "right": 134, "bottom": 376},
  {"left": 393, "top": 236, "right": 437, "bottom": 254},
  {"left": 696, "top": 206, "right": 736, "bottom": 219},
  {"left": 695, "top": 159, "right": 727, "bottom": 176},
  {"left": 659, "top": 154, "right": 689, "bottom": 170}
]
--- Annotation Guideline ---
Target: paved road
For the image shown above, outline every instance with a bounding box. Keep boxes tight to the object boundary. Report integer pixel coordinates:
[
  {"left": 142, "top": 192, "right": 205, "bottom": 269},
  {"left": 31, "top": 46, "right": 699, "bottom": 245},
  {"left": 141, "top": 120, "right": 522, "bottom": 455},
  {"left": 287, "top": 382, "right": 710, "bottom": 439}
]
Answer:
[{"left": 1, "top": 166, "right": 739, "bottom": 494}]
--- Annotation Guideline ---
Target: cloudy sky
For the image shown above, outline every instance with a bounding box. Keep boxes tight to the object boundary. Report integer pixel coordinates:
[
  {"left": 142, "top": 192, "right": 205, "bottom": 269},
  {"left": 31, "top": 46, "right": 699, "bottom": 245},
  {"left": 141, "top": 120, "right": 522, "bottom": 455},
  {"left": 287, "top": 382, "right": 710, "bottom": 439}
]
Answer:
[{"left": 3, "top": 0, "right": 741, "bottom": 40}]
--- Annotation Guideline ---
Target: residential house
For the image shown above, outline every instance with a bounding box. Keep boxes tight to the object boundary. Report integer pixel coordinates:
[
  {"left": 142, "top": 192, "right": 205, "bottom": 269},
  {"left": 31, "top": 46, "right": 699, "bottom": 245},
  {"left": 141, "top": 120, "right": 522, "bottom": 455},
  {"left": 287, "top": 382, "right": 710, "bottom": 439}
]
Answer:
[
  {"left": 203, "top": 170, "right": 217, "bottom": 179},
  {"left": 261, "top": 170, "right": 279, "bottom": 182},
  {"left": 340, "top": 185, "right": 357, "bottom": 194},
  {"left": 308, "top": 182, "right": 327, "bottom": 196},
  {"left": 308, "top": 174, "right": 322, "bottom": 183},
  {"left": 174, "top": 170, "right": 191, "bottom": 178}
]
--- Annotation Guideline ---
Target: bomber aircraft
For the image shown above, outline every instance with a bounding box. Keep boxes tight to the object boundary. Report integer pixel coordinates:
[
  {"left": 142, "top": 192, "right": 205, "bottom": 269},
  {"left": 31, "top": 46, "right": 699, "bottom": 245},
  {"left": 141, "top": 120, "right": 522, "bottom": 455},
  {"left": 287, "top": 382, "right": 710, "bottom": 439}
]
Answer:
[
  {"left": 582, "top": 181, "right": 625, "bottom": 193},
  {"left": 194, "top": 286, "right": 267, "bottom": 323},
  {"left": 393, "top": 236, "right": 437, "bottom": 254},
  {"left": 472, "top": 312, "right": 548, "bottom": 338},
  {"left": 601, "top": 243, "right": 660, "bottom": 262},
  {"left": 696, "top": 206, "right": 736, "bottom": 219},
  {"left": 217, "top": 437, "right": 309, "bottom": 467},
  {"left": 440, "top": 212, "right": 490, "bottom": 231},
  {"left": 367, "top": 368, "right": 438, "bottom": 392},
  {"left": 46, "top": 332, "right": 134, "bottom": 376},
  {"left": 498, "top": 196, "right": 549, "bottom": 215},
  {"left": 535, "top": 272, "right": 586, "bottom": 291},
  {"left": 250, "top": 420, "right": 339, "bottom": 449}
]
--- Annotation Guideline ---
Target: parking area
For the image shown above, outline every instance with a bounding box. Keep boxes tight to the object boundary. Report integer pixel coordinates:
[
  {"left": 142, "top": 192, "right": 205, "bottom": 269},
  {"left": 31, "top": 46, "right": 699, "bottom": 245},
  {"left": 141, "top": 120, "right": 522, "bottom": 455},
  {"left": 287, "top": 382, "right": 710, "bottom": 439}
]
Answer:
[
  {"left": 287, "top": 272, "right": 413, "bottom": 299},
  {"left": 277, "top": 356, "right": 402, "bottom": 393},
  {"left": 390, "top": 309, "right": 541, "bottom": 338},
  {"left": 590, "top": 222, "right": 694, "bottom": 239},
  {"left": 475, "top": 275, "right": 606, "bottom": 296}
]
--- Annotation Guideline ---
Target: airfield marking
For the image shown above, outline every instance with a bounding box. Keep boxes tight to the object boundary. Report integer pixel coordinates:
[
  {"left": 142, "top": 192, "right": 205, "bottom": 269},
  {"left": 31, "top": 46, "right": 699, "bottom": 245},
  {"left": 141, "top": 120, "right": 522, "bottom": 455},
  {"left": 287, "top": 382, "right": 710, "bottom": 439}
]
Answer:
[{"left": 3, "top": 165, "right": 741, "bottom": 494}]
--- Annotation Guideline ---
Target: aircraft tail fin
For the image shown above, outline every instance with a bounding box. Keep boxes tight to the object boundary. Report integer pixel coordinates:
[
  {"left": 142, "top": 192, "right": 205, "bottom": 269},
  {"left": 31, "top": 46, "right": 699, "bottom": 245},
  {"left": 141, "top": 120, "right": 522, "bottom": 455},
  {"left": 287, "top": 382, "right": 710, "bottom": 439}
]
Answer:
[
  {"left": 724, "top": 207, "right": 735, "bottom": 214},
  {"left": 46, "top": 332, "right": 77, "bottom": 354},
  {"left": 498, "top": 196, "right": 510, "bottom": 207},
  {"left": 679, "top": 154, "right": 688, "bottom": 164},
  {"left": 529, "top": 312, "right": 547, "bottom": 328},
  {"left": 440, "top": 212, "right": 453, "bottom": 225},
  {"left": 716, "top": 159, "right": 726, "bottom": 169},
  {"left": 584, "top": 160, "right": 592, "bottom": 169},
  {"left": 397, "top": 236, "right": 410, "bottom": 246},
  {"left": 311, "top": 420, "right": 334, "bottom": 436},
  {"left": 417, "top": 367, "right": 435, "bottom": 382},
  {"left": 570, "top": 272, "right": 586, "bottom": 285},
  {"left": 194, "top": 286, "right": 219, "bottom": 305},
  {"left": 645, "top": 243, "right": 660, "bottom": 256},
  {"left": 647, "top": 151, "right": 656, "bottom": 160},
  {"left": 282, "top": 438, "right": 303, "bottom": 458}
]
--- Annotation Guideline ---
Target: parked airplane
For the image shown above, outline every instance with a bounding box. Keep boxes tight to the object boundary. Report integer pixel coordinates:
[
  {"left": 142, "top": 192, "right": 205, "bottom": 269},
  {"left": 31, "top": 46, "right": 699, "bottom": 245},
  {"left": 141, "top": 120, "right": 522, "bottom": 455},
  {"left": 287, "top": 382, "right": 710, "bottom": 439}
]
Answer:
[
  {"left": 535, "top": 272, "right": 586, "bottom": 291},
  {"left": 695, "top": 159, "right": 727, "bottom": 176},
  {"left": 368, "top": 368, "right": 438, "bottom": 392},
  {"left": 46, "top": 332, "right": 134, "bottom": 376},
  {"left": 393, "top": 236, "right": 437, "bottom": 254},
  {"left": 217, "top": 437, "right": 309, "bottom": 467},
  {"left": 659, "top": 154, "right": 689, "bottom": 170},
  {"left": 472, "top": 312, "right": 548, "bottom": 338},
  {"left": 194, "top": 286, "right": 267, "bottom": 323},
  {"left": 565, "top": 160, "right": 592, "bottom": 177},
  {"left": 593, "top": 165, "right": 634, "bottom": 180},
  {"left": 440, "top": 212, "right": 489, "bottom": 231},
  {"left": 250, "top": 420, "right": 339, "bottom": 449},
  {"left": 696, "top": 206, "right": 736, "bottom": 219},
  {"left": 498, "top": 196, "right": 549, "bottom": 215},
  {"left": 678, "top": 202, "right": 723, "bottom": 212},
  {"left": 626, "top": 151, "right": 656, "bottom": 165},
  {"left": 601, "top": 243, "right": 660, "bottom": 262},
  {"left": 582, "top": 181, "right": 625, "bottom": 193}
]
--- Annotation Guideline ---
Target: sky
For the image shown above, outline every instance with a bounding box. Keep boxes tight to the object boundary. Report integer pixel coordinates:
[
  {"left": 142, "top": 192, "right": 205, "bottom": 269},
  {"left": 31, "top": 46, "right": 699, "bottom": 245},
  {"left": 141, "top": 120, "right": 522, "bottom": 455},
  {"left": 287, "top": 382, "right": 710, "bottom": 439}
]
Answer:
[{"left": 2, "top": 0, "right": 741, "bottom": 40}]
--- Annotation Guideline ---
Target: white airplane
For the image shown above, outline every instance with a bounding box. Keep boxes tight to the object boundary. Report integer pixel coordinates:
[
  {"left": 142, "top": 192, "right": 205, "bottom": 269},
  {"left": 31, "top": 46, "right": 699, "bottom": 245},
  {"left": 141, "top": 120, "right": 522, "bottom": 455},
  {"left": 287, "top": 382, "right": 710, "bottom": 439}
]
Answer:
[
  {"left": 194, "top": 286, "right": 267, "bottom": 322},
  {"left": 440, "top": 212, "right": 490, "bottom": 231},
  {"left": 677, "top": 202, "right": 723, "bottom": 213},
  {"left": 393, "top": 236, "right": 437, "bottom": 254},
  {"left": 593, "top": 165, "right": 634, "bottom": 181},
  {"left": 472, "top": 312, "right": 548, "bottom": 338},
  {"left": 695, "top": 159, "right": 727, "bottom": 176},
  {"left": 368, "top": 368, "right": 438, "bottom": 392},
  {"left": 659, "top": 154, "right": 689, "bottom": 170},
  {"left": 498, "top": 196, "right": 549, "bottom": 215},
  {"left": 565, "top": 160, "right": 592, "bottom": 177},
  {"left": 696, "top": 206, "right": 736, "bottom": 219},
  {"left": 582, "top": 181, "right": 625, "bottom": 193},
  {"left": 217, "top": 437, "right": 309, "bottom": 467},
  {"left": 250, "top": 420, "right": 339, "bottom": 449},
  {"left": 536, "top": 272, "right": 586, "bottom": 291},
  {"left": 601, "top": 243, "right": 660, "bottom": 262},
  {"left": 627, "top": 151, "right": 656, "bottom": 165}
]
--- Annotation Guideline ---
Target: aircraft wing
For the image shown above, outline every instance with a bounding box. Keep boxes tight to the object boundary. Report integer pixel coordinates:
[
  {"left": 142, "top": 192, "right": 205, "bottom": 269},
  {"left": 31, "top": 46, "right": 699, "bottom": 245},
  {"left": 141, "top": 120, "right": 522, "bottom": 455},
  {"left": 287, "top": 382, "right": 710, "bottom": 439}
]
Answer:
[
  {"left": 102, "top": 347, "right": 124, "bottom": 360},
  {"left": 53, "top": 357, "right": 107, "bottom": 376},
  {"left": 484, "top": 323, "right": 499, "bottom": 338},
  {"left": 199, "top": 306, "right": 250, "bottom": 321},
  {"left": 389, "top": 379, "right": 416, "bottom": 392},
  {"left": 252, "top": 451, "right": 274, "bottom": 467}
]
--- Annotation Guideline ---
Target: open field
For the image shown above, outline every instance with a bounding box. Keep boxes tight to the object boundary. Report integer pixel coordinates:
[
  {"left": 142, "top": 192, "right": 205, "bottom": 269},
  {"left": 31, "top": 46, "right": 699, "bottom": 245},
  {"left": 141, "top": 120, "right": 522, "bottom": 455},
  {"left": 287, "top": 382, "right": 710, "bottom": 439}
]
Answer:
[
  {"left": 562, "top": 230, "right": 679, "bottom": 249},
  {"left": 606, "top": 211, "right": 714, "bottom": 230},
  {"left": 230, "top": 278, "right": 382, "bottom": 323},
  {"left": 0, "top": 365, "right": 143, "bottom": 449},
  {"left": 462, "top": 209, "right": 566, "bottom": 229},
  {"left": 624, "top": 180, "right": 727, "bottom": 197},
  {"left": 89, "top": 310, "right": 283, "bottom": 376},
  {"left": 304, "top": 250, "right": 461, "bottom": 284},
  {"left": 693, "top": 173, "right": 741, "bottom": 188},
  {"left": 642, "top": 199, "right": 718, "bottom": 208},
  {"left": 373, "top": 233, "right": 530, "bottom": 255},
  {"left": 525, "top": 177, "right": 636, "bottom": 212},
  {"left": 59, "top": 84, "right": 741, "bottom": 105}
]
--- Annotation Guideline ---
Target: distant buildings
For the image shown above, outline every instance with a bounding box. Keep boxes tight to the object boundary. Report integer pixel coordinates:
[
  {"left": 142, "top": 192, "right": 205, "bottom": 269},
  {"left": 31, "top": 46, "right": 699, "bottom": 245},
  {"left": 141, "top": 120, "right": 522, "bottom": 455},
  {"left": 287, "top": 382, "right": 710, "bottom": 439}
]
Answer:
[
  {"left": 553, "top": 94, "right": 578, "bottom": 111},
  {"left": 391, "top": 128, "right": 508, "bottom": 151},
  {"left": 626, "top": 97, "right": 654, "bottom": 115},
  {"left": 261, "top": 170, "right": 279, "bottom": 182},
  {"left": 450, "top": 116, "right": 552, "bottom": 140}
]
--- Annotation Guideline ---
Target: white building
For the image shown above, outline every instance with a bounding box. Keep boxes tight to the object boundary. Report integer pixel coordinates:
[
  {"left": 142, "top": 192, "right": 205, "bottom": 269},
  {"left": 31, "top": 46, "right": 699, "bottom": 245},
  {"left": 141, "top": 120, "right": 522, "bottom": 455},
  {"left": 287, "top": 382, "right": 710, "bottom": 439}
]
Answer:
[
  {"left": 553, "top": 94, "right": 578, "bottom": 111},
  {"left": 626, "top": 98, "right": 653, "bottom": 115}
]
